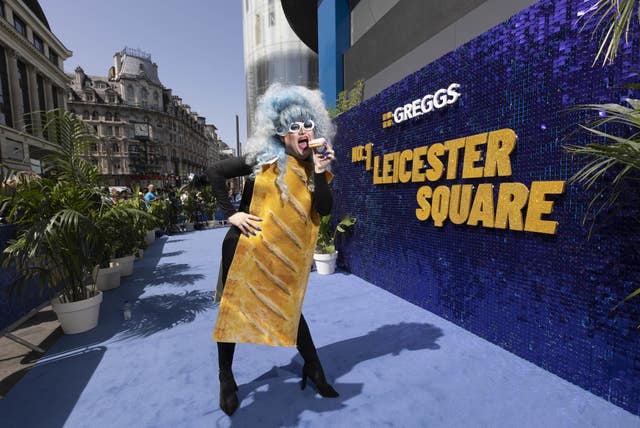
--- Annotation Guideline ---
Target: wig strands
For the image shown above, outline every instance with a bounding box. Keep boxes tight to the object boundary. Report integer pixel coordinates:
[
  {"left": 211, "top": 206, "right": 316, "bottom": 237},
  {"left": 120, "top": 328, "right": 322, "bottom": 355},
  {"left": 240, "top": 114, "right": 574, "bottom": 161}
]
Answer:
[{"left": 245, "top": 84, "right": 335, "bottom": 199}]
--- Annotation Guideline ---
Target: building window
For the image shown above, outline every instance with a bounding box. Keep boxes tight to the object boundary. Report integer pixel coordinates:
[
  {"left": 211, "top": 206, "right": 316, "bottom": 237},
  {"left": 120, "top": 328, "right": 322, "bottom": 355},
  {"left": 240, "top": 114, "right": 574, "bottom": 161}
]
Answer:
[
  {"left": 129, "top": 144, "right": 138, "bottom": 153},
  {"left": 91, "top": 111, "right": 98, "bottom": 120},
  {"left": 90, "top": 142, "right": 97, "bottom": 152},
  {"left": 114, "top": 161, "right": 121, "bottom": 170},
  {"left": 104, "top": 126, "right": 113, "bottom": 136},
  {"left": 33, "top": 34, "right": 44, "bottom": 53},
  {"left": 17, "top": 60, "right": 31, "bottom": 133},
  {"left": 13, "top": 14, "right": 26, "bottom": 37},
  {"left": 268, "top": 0, "right": 275, "bottom": 27},
  {"left": 108, "top": 93, "right": 116, "bottom": 103},
  {"left": 51, "top": 86, "right": 60, "bottom": 109},
  {"left": 114, "top": 126, "right": 120, "bottom": 137},
  {"left": 85, "top": 91, "right": 93, "bottom": 102},
  {"left": 105, "top": 112, "right": 112, "bottom": 121},
  {"left": 83, "top": 111, "right": 89, "bottom": 120},
  {"left": 126, "top": 84, "right": 134, "bottom": 99},
  {"left": 114, "top": 112, "right": 120, "bottom": 122},
  {"left": 0, "top": 46, "right": 13, "bottom": 127},
  {"left": 49, "top": 50, "right": 59, "bottom": 67},
  {"left": 112, "top": 143, "right": 119, "bottom": 153},
  {"left": 0, "top": 1, "right": 5, "bottom": 18}
]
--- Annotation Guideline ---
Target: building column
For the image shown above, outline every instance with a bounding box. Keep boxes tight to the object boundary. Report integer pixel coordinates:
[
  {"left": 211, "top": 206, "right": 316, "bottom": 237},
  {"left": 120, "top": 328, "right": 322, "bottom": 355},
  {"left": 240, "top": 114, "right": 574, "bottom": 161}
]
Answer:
[
  {"left": 5, "top": 49, "right": 25, "bottom": 132},
  {"left": 318, "top": 0, "right": 350, "bottom": 109},
  {"left": 26, "top": 64, "right": 41, "bottom": 136},
  {"left": 43, "top": 78, "right": 53, "bottom": 111}
]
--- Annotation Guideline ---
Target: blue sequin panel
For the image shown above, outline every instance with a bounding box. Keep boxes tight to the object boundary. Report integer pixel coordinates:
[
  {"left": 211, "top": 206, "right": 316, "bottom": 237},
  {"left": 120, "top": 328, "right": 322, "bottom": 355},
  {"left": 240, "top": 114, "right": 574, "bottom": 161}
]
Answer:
[{"left": 333, "top": 0, "right": 640, "bottom": 415}]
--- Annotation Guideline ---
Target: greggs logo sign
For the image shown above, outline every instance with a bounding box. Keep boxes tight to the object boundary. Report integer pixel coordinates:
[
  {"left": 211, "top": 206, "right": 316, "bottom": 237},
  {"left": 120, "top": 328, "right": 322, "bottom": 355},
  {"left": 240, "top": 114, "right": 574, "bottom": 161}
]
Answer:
[
  {"left": 352, "top": 128, "right": 566, "bottom": 235},
  {"left": 382, "top": 83, "right": 461, "bottom": 128}
]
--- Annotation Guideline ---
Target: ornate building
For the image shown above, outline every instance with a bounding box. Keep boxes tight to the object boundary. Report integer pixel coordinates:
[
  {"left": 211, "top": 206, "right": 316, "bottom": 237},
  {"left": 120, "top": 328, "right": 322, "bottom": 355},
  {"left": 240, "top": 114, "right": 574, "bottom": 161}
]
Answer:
[
  {"left": 0, "top": 0, "right": 71, "bottom": 173},
  {"left": 67, "top": 47, "right": 216, "bottom": 188}
]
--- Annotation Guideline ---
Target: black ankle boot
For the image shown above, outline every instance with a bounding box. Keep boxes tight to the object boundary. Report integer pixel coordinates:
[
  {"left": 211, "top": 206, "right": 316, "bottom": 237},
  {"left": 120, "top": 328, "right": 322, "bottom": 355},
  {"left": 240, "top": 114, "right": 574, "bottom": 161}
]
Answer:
[
  {"left": 219, "top": 369, "right": 239, "bottom": 416},
  {"left": 301, "top": 360, "right": 339, "bottom": 397}
]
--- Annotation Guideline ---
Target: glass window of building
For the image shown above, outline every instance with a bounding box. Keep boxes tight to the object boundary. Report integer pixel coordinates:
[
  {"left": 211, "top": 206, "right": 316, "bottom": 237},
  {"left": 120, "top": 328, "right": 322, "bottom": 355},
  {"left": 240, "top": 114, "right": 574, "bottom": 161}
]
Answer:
[
  {"left": 114, "top": 112, "right": 120, "bottom": 121},
  {"left": 105, "top": 112, "right": 112, "bottom": 121},
  {"left": 83, "top": 110, "right": 89, "bottom": 119},
  {"left": 0, "top": 46, "right": 13, "bottom": 127},
  {"left": 51, "top": 86, "right": 59, "bottom": 109},
  {"left": 0, "top": 2, "right": 5, "bottom": 18},
  {"left": 112, "top": 142, "right": 119, "bottom": 152},
  {"left": 114, "top": 126, "right": 120, "bottom": 136},
  {"left": 33, "top": 33, "right": 44, "bottom": 53},
  {"left": 13, "top": 14, "right": 26, "bottom": 37},
  {"left": 17, "top": 60, "right": 31, "bottom": 133},
  {"left": 126, "top": 84, "right": 134, "bottom": 99},
  {"left": 85, "top": 91, "right": 93, "bottom": 102},
  {"left": 114, "top": 161, "right": 120, "bottom": 170},
  {"left": 90, "top": 142, "right": 97, "bottom": 152},
  {"left": 49, "top": 50, "right": 58, "bottom": 67},
  {"left": 141, "top": 87, "right": 148, "bottom": 100},
  {"left": 91, "top": 111, "right": 98, "bottom": 120},
  {"left": 105, "top": 126, "right": 113, "bottom": 136},
  {"left": 108, "top": 93, "right": 116, "bottom": 103}
]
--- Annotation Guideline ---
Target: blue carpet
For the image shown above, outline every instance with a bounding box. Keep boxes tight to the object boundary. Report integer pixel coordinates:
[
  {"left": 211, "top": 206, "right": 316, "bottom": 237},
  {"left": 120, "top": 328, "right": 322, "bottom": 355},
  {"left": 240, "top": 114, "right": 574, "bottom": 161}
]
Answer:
[{"left": 1, "top": 228, "right": 638, "bottom": 428}]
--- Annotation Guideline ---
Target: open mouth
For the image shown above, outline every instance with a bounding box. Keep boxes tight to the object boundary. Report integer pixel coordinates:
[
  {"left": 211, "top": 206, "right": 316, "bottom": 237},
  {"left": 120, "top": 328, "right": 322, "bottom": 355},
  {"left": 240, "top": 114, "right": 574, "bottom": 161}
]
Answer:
[{"left": 297, "top": 136, "right": 309, "bottom": 151}]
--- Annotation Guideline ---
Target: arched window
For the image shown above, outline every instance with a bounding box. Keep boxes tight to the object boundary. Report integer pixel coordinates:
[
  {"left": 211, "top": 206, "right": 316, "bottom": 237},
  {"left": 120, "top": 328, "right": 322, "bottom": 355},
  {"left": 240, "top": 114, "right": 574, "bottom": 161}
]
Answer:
[
  {"left": 91, "top": 111, "right": 98, "bottom": 120},
  {"left": 112, "top": 143, "right": 120, "bottom": 153},
  {"left": 105, "top": 112, "right": 113, "bottom": 121},
  {"left": 114, "top": 112, "right": 120, "bottom": 122}
]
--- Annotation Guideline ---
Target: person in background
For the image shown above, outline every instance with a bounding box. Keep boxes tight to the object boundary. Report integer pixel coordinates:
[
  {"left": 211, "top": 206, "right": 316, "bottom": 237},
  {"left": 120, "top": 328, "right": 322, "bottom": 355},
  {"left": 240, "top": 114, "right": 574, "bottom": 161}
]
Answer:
[{"left": 144, "top": 184, "right": 157, "bottom": 208}]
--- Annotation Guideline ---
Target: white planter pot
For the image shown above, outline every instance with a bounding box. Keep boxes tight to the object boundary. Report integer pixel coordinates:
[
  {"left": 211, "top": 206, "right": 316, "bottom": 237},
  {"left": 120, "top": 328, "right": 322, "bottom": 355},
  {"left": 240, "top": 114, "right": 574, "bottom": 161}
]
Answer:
[
  {"left": 96, "top": 266, "right": 121, "bottom": 291},
  {"left": 313, "top": 251, "right": 338, "bottom": 275},
  {"left": 111, "top": 255, "right": 135, "bottom": 277},
  {"left": 184, "top": 222, "right": 194, "bottom": 232},
  {"left": 51, "top": 289, "right": 103, "bottom": 334},
  {"left": 144, "top": 229, "right": 156, "bottom": 246}
]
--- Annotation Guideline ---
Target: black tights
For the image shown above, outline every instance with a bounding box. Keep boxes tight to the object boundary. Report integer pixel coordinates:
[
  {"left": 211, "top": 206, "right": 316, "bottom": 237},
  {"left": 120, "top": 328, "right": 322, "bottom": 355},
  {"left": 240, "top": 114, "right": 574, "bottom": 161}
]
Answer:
[
  {"left": 217, "top": 227, "right": 320, "bottom": 371},
  {"left": 217, "top": 314, "right": 319, "bottom": 371}
]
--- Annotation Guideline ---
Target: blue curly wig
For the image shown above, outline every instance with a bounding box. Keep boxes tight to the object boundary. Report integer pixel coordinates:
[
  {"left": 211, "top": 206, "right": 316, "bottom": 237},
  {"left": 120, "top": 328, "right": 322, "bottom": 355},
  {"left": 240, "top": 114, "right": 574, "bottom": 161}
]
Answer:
[{"left": 245, "top": 84, "right": 335, "bottom": 199}]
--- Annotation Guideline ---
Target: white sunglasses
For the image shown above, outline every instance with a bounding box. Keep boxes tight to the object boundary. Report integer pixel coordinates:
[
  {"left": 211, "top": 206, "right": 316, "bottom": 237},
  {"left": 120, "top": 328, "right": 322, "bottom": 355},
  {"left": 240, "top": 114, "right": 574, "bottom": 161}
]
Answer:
[{"left": 276, "top": 120, "right": 315, "bottom": 136}]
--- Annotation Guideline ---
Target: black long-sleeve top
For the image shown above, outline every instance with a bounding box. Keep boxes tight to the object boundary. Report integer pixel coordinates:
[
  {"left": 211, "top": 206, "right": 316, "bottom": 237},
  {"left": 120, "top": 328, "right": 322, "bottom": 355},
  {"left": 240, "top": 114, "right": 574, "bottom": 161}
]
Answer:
[{"left": 205, "top": 155, "right": 333, "bottom": 219}]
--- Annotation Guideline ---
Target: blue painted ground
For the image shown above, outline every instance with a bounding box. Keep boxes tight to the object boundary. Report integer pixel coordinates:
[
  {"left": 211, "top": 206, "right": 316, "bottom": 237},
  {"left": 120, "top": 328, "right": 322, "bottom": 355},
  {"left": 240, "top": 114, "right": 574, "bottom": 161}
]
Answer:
[{"left": 1, "top": 228, "right": 638, "bottom": 428}]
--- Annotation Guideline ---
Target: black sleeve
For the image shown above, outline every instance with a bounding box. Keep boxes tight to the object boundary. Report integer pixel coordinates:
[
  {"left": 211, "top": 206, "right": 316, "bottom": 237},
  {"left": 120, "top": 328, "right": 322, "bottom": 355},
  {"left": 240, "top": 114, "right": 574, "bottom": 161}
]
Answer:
[
  {"left": 313, "top": 172, "right": 332, "bottom": 216},
  {"left": 205, "top": 156, "right": 253, "bottom": 218}
]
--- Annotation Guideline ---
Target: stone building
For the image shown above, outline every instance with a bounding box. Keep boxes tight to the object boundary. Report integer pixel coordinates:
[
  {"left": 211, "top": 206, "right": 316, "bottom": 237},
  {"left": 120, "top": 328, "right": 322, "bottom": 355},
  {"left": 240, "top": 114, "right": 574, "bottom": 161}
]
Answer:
[
  {"left": 0, "top": 0, "right": 71, "bottom": 172},
  {"left": 67, "top": 47, "right": 216, "bottom": 189}
]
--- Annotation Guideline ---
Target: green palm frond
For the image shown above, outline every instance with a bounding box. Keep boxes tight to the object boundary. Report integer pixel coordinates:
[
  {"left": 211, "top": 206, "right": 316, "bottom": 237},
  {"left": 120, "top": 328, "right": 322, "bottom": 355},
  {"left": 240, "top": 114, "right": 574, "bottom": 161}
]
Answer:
[{"left": 584, "top": 0, "right": 640, "bottom": 66}]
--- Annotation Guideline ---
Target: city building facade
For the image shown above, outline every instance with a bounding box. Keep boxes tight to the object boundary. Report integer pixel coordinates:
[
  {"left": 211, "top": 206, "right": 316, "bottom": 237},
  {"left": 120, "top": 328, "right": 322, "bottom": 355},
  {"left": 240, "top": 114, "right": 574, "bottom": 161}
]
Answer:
[
  {"left": 242, "top": 0, "right": 318, "bottom": 134},
  {"left": 282, "top": 0, "right": 539, "bottom": 106},
  {"left": 67, "top": 47, "right": 216, "bottom": 189},
  {"left": 0, "top": 0, "right": 71, "bottom": 172}
]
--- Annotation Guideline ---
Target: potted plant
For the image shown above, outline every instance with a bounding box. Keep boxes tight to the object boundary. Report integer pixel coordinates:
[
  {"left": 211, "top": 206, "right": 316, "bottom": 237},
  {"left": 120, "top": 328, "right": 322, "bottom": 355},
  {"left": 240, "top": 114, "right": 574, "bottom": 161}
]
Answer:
[
  {"left": 314, "top": 214, "right": 357, "bottom": 275},
  {"left": 0, "top": 110, "right": 106, "bottom": 334},
  {"left": 181, "top": 191, "right": 199, "bottom": 231}
]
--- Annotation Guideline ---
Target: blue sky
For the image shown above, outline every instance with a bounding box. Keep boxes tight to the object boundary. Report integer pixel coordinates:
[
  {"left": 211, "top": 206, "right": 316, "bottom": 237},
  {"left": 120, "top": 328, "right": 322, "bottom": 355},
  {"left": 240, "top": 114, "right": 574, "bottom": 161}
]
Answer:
[{"left": 40, "top": 0, "right": 247, "bottom": 147}]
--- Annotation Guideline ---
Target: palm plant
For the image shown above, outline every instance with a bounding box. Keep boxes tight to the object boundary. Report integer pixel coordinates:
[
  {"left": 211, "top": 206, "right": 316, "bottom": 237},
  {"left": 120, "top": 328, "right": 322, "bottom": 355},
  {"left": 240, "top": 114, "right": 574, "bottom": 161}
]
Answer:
[
  {"left": 0, "top": 109, "right": 104, "bottom": 302},
  {"left": 567, "top": 0, "right": 640, "bottom": 313},
  {"left": 584, "top": 0, "right": 640, "bottom": 66},
  {"left": 315, "top": 214, "right": 357, "bottom": 254},
  {"left": 564, "top": 99, "right": 640, "bottom": 224}
]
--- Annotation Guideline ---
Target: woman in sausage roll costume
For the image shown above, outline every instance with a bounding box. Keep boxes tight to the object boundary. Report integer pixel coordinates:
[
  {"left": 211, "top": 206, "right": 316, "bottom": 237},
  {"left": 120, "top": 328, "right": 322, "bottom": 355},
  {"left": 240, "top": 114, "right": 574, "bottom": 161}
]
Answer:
[{"left": 204, "top": 84, "right": 338, "bottom": 416}]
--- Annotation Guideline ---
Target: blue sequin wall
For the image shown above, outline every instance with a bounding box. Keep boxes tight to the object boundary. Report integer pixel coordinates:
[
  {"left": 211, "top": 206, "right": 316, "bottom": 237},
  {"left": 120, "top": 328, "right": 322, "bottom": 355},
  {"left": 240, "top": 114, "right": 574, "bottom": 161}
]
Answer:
[{"left": 332, "top": 0, "right": 640, "bottom": 415}]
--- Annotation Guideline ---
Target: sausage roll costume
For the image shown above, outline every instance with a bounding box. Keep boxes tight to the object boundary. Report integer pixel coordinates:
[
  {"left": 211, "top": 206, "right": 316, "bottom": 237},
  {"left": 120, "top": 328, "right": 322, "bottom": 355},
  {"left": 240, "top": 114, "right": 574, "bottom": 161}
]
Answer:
[{"left": 206, "top": 84, "right": 335, "bottom": 348}]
